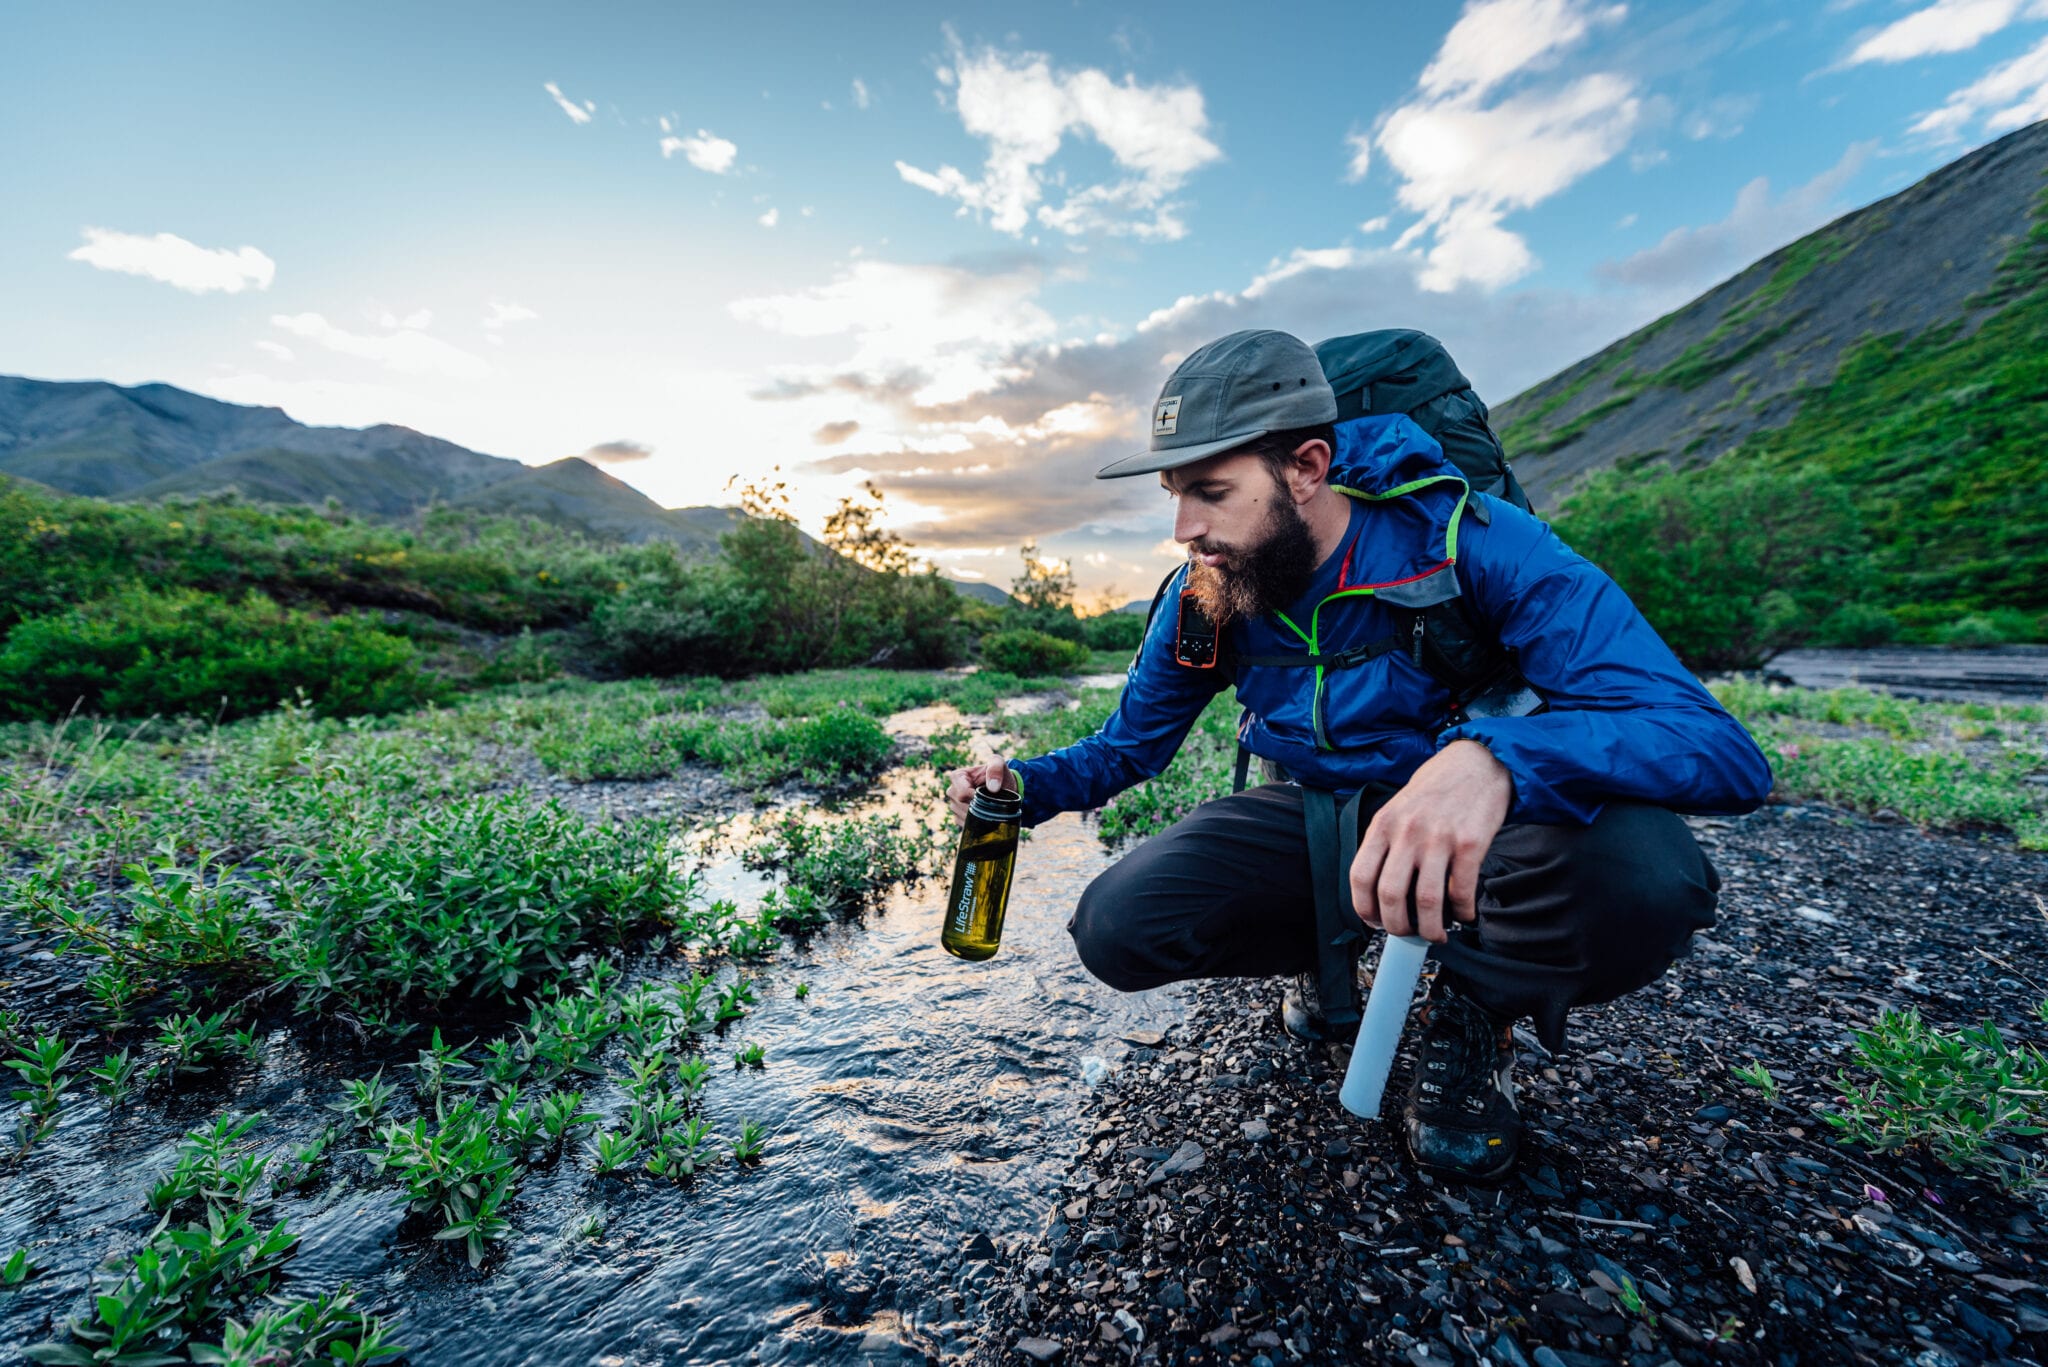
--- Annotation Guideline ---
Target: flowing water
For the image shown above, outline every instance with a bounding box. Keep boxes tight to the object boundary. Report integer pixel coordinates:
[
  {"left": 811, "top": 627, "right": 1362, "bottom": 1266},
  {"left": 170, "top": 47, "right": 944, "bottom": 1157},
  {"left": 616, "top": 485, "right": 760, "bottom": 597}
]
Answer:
[{"left": 0, "top": 703, "right": 1181, "bottom": 1365}]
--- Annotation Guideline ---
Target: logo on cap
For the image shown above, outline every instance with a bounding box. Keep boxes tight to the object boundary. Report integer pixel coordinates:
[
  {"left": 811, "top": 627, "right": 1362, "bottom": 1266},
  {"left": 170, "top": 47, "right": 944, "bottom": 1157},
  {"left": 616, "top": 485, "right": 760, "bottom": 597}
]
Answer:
[{"left": 1153, "top": 395, "right": 1182, "bottom": 437}]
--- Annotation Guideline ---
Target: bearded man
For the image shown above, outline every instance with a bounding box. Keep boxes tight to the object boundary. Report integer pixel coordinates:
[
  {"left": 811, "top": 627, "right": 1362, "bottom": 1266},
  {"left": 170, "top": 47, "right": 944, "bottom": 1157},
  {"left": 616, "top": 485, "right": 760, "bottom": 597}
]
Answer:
[{"left": 946, "top": 329, "right": 1771, "bottom": 1182}]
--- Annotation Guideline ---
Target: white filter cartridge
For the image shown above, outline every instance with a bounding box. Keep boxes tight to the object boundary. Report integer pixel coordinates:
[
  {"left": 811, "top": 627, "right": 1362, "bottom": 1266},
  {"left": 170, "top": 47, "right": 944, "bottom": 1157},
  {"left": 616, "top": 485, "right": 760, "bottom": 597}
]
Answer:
[{"left": 1339, "top": 933, "right": 1431, "bottom": 1120}]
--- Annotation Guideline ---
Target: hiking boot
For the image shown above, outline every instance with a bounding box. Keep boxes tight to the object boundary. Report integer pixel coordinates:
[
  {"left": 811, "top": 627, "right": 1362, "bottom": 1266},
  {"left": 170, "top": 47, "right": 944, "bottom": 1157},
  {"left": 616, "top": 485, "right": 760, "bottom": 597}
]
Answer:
[
  {"left": 1279, "top": 970, "right": 1358, "bottom": 1045},
  {"left": 1404, "top": 979, "right": 1521, "bottom": 1182}
]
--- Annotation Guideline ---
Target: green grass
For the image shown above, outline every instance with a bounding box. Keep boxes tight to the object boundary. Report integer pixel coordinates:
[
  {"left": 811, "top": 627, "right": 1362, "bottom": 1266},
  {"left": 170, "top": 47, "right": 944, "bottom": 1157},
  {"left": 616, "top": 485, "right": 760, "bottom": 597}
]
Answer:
[{"left": 1711, "top": 680, "right": 2048, "bottom": 848}]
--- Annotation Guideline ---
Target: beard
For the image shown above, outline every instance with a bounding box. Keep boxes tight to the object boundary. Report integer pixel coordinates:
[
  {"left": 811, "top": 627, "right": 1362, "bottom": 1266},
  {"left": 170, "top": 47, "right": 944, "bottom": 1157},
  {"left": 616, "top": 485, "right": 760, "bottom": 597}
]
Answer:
[{"left": 1185, "top": 480, "right": 1323, "bottom": 622}]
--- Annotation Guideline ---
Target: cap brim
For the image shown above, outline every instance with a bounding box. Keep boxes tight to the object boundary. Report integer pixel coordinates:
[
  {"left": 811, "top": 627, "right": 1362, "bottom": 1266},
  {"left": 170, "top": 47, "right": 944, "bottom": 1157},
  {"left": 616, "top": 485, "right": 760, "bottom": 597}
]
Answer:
[{"left": 1094, "top": 428, "right": 1270, "bottom": 480}]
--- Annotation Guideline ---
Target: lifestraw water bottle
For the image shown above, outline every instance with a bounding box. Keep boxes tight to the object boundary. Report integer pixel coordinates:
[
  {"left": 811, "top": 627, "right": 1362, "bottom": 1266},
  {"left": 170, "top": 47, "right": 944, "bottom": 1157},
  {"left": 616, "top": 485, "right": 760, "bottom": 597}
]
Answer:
[
  {"left": 940, "top": 786, "right": 1023, "bottom": 961},
  {"left": 1339, "top": 932, "right": 1431, "bottom": 1119}
]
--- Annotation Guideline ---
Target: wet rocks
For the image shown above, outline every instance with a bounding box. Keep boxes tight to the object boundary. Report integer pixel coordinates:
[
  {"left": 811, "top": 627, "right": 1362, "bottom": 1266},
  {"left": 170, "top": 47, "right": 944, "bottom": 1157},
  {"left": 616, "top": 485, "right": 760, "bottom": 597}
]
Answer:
[
  {"left": 1143, "top": 1140, "right": 1205, "bottom": 1186},
  {"left": 971, "top": 806, "right": 2048, "bottom": 1364},
  {"left": 1012, "top": 1336, "right": 1063, "bottom": 1362}
]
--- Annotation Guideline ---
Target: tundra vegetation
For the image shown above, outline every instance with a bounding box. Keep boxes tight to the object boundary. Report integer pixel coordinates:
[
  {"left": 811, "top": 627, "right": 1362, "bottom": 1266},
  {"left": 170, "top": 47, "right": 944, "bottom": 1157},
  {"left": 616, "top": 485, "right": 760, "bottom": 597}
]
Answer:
[{"left": 2, "top": 449, "right": 2044, "bottom": 1357}]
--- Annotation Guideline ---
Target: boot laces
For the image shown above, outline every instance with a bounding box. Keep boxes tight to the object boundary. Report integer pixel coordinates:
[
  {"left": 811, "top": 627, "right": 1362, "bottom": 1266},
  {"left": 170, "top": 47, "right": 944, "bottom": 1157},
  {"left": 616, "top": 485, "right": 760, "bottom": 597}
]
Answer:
[{"left": 1419, "top": 991, "right": 1509, "bottom": 1115}]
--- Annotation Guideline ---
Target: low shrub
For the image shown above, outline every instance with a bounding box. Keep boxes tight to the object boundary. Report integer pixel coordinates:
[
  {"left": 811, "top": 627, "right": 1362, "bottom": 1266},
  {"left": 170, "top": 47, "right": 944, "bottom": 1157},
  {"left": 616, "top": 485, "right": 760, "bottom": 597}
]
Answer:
[
  {"left": 275, "top": 795, "right": 690, "bottom": 1016},
  {"left": 1826, "top": 1005, "right": 2048, "bottom": 1195},
  {"left": 0, "top": 586, "right": 441, "bottom": 723},
  {"left": 743, "top": 811, "right": 944, "bottom": 912},
  {"left": 1081, "top": 611, "right": 1146, "bottom": 652},
  {"left": 979, "top": 629, "right": 1090, "bottom": 677},
  {"left": 1549, "top": 464, "right": 1868, "bottom": 671},
  {"left": 1813, "top": 602, "right": 1900, "bottom": 648}
]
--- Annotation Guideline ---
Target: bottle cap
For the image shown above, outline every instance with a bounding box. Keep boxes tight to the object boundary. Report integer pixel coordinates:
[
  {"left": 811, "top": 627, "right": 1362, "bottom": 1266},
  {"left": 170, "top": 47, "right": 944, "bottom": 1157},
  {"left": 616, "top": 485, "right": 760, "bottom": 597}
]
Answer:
[{"left": 967, "top": 787, "right": 1023, "bottom": 822}]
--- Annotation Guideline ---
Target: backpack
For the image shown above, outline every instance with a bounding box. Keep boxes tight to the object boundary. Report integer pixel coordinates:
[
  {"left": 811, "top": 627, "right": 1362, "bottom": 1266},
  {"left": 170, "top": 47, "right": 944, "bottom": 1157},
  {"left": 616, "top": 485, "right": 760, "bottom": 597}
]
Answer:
[{"left": 1312, "top": 329, "right": 1533, "bottom": 514}]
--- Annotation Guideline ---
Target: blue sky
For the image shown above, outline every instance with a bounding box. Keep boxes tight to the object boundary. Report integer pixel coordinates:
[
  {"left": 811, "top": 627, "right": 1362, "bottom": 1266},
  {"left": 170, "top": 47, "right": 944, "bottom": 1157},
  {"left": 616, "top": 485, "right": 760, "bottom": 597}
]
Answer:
[{"left": 7, "top": 0, "right": 2048, "bottom": 598}]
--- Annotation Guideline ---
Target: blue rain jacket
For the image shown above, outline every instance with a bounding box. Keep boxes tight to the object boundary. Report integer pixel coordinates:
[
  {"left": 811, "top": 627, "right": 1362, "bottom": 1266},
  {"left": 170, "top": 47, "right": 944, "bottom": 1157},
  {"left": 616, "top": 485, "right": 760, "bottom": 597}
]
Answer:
[{"left": 1010, "top": 414, "right": 1773, "bottom": 828}]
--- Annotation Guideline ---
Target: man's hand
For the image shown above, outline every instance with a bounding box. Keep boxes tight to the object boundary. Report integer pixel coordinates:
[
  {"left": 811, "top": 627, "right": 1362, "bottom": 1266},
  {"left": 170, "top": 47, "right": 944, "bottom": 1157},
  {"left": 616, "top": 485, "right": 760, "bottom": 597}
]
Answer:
[
  {"left": 945, "top": 756, "right": 1017, "bottom": 823},
  {"left": 1350, "top": 740, "right": 1512, "bottom": 944}
]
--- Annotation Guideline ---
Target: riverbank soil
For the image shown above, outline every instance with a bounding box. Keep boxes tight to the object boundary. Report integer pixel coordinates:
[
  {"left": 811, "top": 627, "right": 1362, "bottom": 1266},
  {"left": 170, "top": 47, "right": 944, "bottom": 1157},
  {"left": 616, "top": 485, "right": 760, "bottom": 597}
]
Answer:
[{"left": 973, "top": 804, "right": 2048, "bottom": 1366}]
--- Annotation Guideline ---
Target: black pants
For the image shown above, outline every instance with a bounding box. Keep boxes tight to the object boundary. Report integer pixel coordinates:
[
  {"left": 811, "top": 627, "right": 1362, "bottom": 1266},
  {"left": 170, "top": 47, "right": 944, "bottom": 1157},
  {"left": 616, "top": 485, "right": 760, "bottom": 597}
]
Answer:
[{"left": 1067, "top": 784, "right": 1720, "bottom": 1054}]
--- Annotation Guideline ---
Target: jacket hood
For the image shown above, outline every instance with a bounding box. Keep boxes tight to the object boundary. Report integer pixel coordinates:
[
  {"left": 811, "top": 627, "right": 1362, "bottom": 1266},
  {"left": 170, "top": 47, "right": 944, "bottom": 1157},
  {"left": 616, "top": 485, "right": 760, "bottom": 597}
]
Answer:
[
  {"left": 1325, "top": 413, "right": 1464, "bottom": 497},
  {"left": 1319, "top": 414, "right": 1472, "bottom": 588}
]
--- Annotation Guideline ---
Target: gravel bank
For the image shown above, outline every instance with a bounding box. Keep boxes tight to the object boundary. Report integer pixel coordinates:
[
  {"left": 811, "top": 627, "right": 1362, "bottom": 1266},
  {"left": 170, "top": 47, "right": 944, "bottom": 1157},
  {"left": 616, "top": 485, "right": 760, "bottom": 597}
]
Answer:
[{"left": 968, "top": 804, "right": 2048, "bottom": 1366}]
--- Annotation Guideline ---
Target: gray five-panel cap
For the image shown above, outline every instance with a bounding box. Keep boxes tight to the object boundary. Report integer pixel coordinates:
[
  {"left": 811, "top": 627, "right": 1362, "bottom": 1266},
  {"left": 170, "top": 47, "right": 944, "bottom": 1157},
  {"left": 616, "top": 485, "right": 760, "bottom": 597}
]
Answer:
[{"left": 1094, "top": 328, "right": 1339, "bottom": 480}]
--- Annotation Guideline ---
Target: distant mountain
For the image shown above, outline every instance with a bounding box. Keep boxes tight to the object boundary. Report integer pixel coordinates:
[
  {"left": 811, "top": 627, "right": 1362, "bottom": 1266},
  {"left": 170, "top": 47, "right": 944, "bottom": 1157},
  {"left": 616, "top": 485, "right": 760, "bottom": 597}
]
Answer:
[
  {"left": 0, "top": 375, "right": 1000, "bottom": 598},
  {"left": 947, "top": 579, "right": 1014, "bottom": 606},
  {"left": 1498, "top": 120, "right": 2048, "bottom": 506}
]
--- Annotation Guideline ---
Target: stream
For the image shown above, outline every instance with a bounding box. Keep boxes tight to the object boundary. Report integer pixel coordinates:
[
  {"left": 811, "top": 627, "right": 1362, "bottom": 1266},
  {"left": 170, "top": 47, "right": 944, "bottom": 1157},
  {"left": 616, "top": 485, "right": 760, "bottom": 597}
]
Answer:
[{"left": 0, "top": 701, "right": 1181, "bottom": 1365}]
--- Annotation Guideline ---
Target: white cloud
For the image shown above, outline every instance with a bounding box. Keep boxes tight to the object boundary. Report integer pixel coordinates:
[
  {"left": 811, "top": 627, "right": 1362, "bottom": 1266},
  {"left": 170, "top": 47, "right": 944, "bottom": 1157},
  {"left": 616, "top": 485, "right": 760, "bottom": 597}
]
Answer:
[
  {"left": 482, "top": 300, "right": 539, "bottom": 330},
  {"left": 1420, "top": 0, "right": 1627, "bottom": 100},
  {"left": 895, "top": 41, "right": 1223, "bottom": 241},
  {"left": 758, "top": 207, "right": 780, "bottom": 228},
  {"left": 67, "top": 227, "right": 276, "bottom": 294},
  {"left": 1597, "top": 140, "right": 1874, "bottom": 291},
  {"left": 377, "top": 307, "right": 433, "bottom": 330},
  {"left": 852, "top": 77, "right": 872, "bottom": 109},
  {"left": 1682, "top": 93, "right": 1759, "bottom": 140},
  {"left": 732, "top": 258, "right": 1055, "bottom": 408},
  {"left": 1615, "top": 211, "right": 1638, "bottom": 229},
  {"left": 747, "top": 242, "right": 1659, "bottom": 562},
  {"left": 1359, "top": 216, "right": 1391, "bottom": 232},
  {"left": 1845, "top": 0, "right": 2043, "bottom": 66},
  {"left": 1344, "top": 131, "right": 1372, "bottom": 181},
  {"left": 543, "top": 81, "right": 594, "bottom": 124},
  {"left": 660, "top": 129, "right": 738, "bottom": 174},
  {"left": 270, "top": 312, "right": 492, "bottom": 380},
  {"left": 1912, "top": 31, "right": 2048, "bottom": 137},
  {"left": 1372, "top": 0, "right": 1640, "bottom": 292},
  {"left": 254, "top": 339, "right": 294, "bottom": 362}
]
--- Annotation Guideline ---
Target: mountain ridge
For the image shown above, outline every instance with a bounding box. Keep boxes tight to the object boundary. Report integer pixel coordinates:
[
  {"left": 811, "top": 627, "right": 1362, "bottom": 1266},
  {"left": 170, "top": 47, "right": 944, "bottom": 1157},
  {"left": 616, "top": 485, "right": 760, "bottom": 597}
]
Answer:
[
  {"left": 0, "top": 374, "right": 1011, "bottom": 603},
  {"left": 1497, "top": 120, "right": 2048, "bottom": 508}
]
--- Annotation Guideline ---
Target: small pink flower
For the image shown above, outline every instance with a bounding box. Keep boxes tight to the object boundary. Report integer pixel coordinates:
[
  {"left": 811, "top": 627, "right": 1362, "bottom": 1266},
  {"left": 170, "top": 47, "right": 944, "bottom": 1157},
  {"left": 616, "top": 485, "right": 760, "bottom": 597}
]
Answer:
[
  {"left": 1923, "top": 1189, "right": 1943, "bottom": 1206},
  {"left": 1776, "top": 744, "right": 1803, "bottom": 760},
  {"left": 1863, "top": 1183, "right": 1887, "bottom": 1204}
]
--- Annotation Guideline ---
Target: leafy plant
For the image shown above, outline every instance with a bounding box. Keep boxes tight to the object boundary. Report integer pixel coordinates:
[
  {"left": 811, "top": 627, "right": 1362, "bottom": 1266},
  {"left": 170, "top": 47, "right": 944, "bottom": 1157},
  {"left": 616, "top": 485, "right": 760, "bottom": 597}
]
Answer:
[
  {"left": 592, "top": 1128, "right": 640, "bottom": 1176},
  {"left": 645, "top": 1116, "right": 718, "bottom": 1181},
  {"left": 674, "top": 1056, "right": 712, "bottom": 1101},
  {"left": 1826, "top": 1004, "right": 2048, "bottom": 1194},
  {"left": 87, "top": 1048, "right": 141, "bottom": 1108},
  {"left": 274, "top": 795, "right": 688, "bottom": 1014},
  {"left": 730, "top": 1118, "right": 768, "bottom": 1165},
  {"left": 271, "top": 1126, "right": 337, "bottom": 1195},
  {"left": 21, "top": 1206, "right": 353, "bottom": 1367},
  {"left": 714, "top": 977, "right": 757, "bottom": 1027},
  {"left": 147, "top": 1114, "right": 270, "bottom": 1216},
  {"left": 408, "top": 1028, "right": 472, "bottom": 1105},
  {"left": 539, "top": 1090, "right": 599, "bottom": 1153},
  {"left": 157, "top": 1011, "right": 240, "bottom": 1078},
  {"left": 1616, "top": 1274, "right": 1657, "bottom": 1327},
  {"left": 1730, "top": 1061, "right": 1779, "bottom": 1101},
  {"left": 331, "top": 1072, "right": 398, "bottom": 1131},
  {"left": 3, "top": 1247, "right": 38, "bottom": 1287},
  {"left": 743, "top": 812, "right": 943, "bottom": 913},
  {"left": 6, "top": 1033, "right": 79, "bottom": 1158},
  {"left": 371, "top": 1100, "right": 521, "bottom": 1268},
  {"left": 732, "top": 1042, "right": 766, "bottom": 1070}
]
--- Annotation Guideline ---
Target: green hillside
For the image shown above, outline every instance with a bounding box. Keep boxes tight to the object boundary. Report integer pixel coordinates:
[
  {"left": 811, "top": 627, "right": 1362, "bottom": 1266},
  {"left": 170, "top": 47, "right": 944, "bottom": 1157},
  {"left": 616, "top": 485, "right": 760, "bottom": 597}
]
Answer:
[{"left": 1502, "top": 124, "right": 2048, "bottom": 652}]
